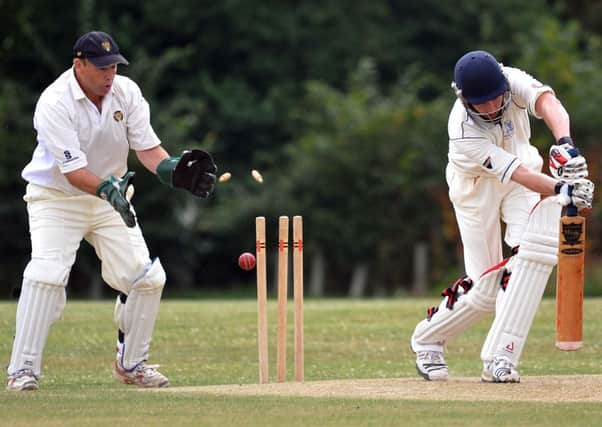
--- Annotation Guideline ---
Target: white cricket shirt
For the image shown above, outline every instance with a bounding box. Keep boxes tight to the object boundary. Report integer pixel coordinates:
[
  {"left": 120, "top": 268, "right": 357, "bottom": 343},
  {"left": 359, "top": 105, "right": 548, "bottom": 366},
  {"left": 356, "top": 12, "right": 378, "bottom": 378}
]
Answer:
[
  {"left": 447, "top": 66, "right": 553, "bottom": 184},
  {"left": 22, "top": 67, "right": 161, "bottom": 194}
]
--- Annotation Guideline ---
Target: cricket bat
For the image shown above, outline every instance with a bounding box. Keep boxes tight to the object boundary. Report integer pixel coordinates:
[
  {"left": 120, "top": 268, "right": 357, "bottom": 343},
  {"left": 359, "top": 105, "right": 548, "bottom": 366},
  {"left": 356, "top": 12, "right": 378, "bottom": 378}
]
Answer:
[{"left": 556, "top": 203, "right": 586, "bottom": 351}]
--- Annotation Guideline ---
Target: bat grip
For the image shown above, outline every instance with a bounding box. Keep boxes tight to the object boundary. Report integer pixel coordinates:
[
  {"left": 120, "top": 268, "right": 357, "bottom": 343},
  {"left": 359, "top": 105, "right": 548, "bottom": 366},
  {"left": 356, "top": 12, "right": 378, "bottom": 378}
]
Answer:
[{"left": 566, "top": 173, "right": 577, "bottom": 217}]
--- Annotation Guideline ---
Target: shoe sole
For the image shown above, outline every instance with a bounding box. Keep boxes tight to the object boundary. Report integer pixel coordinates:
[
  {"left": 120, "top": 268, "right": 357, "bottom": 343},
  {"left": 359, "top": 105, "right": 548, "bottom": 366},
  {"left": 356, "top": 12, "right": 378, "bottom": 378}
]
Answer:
[
  {"left": 114, "top": 374, "right": 169, "bottom": 388},
  {"left": 6, "top": 381, "right": 39, "bottom": 391},
  {"left": 416, "top": 364, "right": 448, "bottom": 381},
  {"left": 481, "top": 375, "right": 520, "bottom": 383},
  {"left": 113, "top": 369, "right": 170, "bottom": 388},
  {"left": 416, "top": 365, "right": 431, "bottom": 381},
  {"left": 411, "top": 343, "right": 449, "bottom": 381}
]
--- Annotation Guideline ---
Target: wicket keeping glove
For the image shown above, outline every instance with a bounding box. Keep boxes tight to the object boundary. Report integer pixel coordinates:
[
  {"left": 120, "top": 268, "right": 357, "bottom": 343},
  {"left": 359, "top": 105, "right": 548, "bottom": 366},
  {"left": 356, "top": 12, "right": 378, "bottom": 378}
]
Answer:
[
  {"left": 549, "top": 137, "right": 588, "bottom": 180},
  {"left": 96, "top": 172, "right": 137, "bottom": 227},
  {"left": 554, "top": 178, "right": 595, "bottom": 210},
  {"left": 156, "top": 149, "right": 217, "bottom": 198}
]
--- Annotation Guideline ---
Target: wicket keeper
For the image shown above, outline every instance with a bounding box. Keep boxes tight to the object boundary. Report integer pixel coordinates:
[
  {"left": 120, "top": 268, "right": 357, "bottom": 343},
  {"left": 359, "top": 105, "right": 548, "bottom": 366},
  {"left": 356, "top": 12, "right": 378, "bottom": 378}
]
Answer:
[{"left": 6, "top": 31, "right": 217, "bottom": 391}]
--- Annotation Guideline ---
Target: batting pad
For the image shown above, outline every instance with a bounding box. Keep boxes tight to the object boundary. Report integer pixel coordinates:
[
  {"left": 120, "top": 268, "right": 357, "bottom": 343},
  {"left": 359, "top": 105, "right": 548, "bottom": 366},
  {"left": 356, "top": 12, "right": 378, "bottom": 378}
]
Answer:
[
  {"left": 8, "top": 259, "right": 69, "bottom": 376},
  {"left": 481, "top": 198, "right": 562, "bottom": 366},
  {"left": 115, "top": 258, "right": 166, "bottom": 369},
  {"left": 411, "top": 267, "right": 502, "bottom": 353}
]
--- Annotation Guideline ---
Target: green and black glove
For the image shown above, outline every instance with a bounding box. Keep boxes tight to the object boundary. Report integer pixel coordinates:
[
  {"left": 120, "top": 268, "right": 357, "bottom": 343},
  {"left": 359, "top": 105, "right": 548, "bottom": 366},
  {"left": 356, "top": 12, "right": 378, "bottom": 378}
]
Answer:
[
  {"left": 156, "top": 149, "right": 217, "bottom": 198},
  {"left": 96, "top": 171, "right": 136, "bottom": 227}
]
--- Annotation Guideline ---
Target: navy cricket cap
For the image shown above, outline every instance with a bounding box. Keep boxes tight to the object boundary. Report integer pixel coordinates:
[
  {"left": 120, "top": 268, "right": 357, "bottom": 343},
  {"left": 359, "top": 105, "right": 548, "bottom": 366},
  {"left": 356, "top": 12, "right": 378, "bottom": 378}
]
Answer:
[{"left": 73, "top": 31, "right": 129, "bottom": 67}]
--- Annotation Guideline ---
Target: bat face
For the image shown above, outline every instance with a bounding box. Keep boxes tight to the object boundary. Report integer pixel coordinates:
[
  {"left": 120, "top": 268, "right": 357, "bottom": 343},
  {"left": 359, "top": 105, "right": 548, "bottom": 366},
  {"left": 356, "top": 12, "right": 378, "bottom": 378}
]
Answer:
[
  {"left": 556, "top": 213, "right": 586, "bottom": 351},
  {"left": 560, "top": 220, "right": 585, "bottom": 255}
]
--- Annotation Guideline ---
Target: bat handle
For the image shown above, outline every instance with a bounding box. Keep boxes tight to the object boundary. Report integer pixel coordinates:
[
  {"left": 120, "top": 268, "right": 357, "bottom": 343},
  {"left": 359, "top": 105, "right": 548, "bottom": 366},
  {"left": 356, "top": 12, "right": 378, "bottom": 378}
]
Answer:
[
  {"left": 566, "top": 174, "right": 578, "bottom": 217},
  {"left": 563, "top": 136, "right": 580, "bottom": 218}
]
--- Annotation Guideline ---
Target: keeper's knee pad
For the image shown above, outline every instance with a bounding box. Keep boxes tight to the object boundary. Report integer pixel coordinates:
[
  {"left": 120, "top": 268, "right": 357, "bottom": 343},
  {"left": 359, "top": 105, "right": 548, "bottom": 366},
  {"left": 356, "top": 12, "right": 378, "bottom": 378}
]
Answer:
[
  {"left": 8, "top": 259, "right": 70, "bottom": 375},
  {"left": 114, "top": 258, "right": 166, "bottom": 369},
  {"left": 22, "top": 258, "right": 70, "bottom": 323},
  {"left": 114, "top": 258, "right": 166, "bottom": 332}
]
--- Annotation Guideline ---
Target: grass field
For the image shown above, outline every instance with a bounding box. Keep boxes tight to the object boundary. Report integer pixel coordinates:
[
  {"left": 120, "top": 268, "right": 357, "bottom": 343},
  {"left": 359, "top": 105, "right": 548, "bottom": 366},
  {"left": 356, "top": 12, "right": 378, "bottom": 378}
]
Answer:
[{"left": 1, "top": 297, "right": 602, "bottom": 426}]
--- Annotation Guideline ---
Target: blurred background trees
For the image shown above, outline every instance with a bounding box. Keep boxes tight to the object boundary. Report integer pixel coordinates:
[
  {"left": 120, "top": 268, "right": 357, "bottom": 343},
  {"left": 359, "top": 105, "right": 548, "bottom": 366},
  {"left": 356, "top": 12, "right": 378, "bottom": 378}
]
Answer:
[{"left": 1, "top": 0, "right": 601, "bottom": 298}]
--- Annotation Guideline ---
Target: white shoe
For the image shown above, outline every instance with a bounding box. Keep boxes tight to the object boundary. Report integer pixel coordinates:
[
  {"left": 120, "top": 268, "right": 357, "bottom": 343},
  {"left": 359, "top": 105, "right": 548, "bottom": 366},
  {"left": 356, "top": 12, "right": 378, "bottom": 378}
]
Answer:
[
  {"left": 481, "top": 356, "right": 520, "bottom": 383},
  {"left": 113, "top": 361, "right": 170, "bottom": 388},
  {"left": 6, "top": 369, "right": 39, "bottom": 391},
  {"left": 415, "top": 350, "right": 449, "bottom": 381}
]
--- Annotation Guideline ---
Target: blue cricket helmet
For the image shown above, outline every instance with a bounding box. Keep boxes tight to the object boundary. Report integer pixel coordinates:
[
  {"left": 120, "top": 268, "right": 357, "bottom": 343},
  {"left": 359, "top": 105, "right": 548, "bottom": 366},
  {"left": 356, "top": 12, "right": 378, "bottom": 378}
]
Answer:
[{"left": 453, "top": 50, "right": 508, "bottom": 104}]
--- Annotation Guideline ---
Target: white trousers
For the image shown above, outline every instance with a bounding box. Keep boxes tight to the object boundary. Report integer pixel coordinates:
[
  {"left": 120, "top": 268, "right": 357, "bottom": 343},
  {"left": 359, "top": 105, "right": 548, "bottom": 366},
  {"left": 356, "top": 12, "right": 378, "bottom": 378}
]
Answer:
[
  {"left": 411, "top": 166, "right": 544, "bottom": 358},
  {"left": 7, "top": 183, "right": 154, "bottom": 376},
  {"left": 25, "top": 183, "right": 152, "bottom": 292},
  {"left": 446, "top": 164, "right": 540, "bottom": 280}
]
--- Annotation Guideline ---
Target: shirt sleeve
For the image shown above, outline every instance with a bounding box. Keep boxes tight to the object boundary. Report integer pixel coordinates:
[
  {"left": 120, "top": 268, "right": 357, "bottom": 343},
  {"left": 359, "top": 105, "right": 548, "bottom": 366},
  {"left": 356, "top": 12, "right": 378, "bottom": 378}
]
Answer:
[
  {"left": 123, "top": 79, "right": 162, "bottom": 151},
  {"left": 448, "top": 116, "right": 521, "bottom": 184},
  {"left": 504, "top": 66, "right": 554, "bottom": 119},
  {"left": 34, "top": 100, "right": 88, "bottom": 173}
]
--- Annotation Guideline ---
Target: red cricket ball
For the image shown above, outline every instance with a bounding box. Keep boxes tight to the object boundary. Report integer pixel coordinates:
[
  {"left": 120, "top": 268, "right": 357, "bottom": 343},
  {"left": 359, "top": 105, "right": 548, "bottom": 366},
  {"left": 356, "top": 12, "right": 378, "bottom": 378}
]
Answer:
[{"left": 238, "top": 252, "right": 256, "bottom": 271}]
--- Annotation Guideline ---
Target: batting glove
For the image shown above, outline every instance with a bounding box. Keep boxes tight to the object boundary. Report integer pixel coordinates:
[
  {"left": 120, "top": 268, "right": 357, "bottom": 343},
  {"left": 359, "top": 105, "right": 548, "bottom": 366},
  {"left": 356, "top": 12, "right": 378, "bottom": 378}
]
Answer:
[
  {"left": 549, "top": 137, "right": 588, "bottom": 180},
  {"left": 554, "top": 178, "right": 595, "bottom": 210}
]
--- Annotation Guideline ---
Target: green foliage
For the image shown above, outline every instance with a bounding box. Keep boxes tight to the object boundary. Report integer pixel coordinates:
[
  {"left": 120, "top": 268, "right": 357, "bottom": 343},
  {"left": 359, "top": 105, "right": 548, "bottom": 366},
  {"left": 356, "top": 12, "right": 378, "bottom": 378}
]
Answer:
[
  {"left": 2, "top": 1, "right": 602, "bottom": 297},
  {"left": 271, "top": 58, "right": 450, "bottom": 292},
  {"left": 512, "top": 16, "right": 602, "bottom": 252},
  {"left": 514, "top": 17, "right": 602, "bottom": 149}
]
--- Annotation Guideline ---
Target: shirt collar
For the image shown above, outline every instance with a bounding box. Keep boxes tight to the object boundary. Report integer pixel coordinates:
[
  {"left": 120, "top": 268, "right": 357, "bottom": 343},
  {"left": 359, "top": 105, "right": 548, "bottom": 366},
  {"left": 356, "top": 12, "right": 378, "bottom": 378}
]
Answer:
[
  {"left": 68, "top": 66, "right": 115, "bottom": 101},
  {"left": 69, "top": 66, "right": 87, "bottom": 101}
]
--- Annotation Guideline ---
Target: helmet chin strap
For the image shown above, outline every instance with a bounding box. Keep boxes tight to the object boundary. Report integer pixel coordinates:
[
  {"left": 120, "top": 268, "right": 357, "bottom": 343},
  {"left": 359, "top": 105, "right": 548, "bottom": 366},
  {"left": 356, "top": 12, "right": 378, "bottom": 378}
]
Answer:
[
  {"left": 470, "top": 91, "right": 512, "bottom": 125},
  {"left": 451, "top": 82, "right": 511, "bottom": 126},
  {"left": 467, "top": 106, "right": 503, "bottom": 125}
]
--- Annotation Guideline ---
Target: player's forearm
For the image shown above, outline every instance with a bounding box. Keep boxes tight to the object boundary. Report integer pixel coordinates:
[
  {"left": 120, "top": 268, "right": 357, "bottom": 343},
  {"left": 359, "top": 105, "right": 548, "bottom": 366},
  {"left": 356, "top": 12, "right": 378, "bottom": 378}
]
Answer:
[
  {"left": 64, "top": 168, "right": 103, "bottom": 195},
  {"left": 535, "top": 92, "right": 570, "bottom": 141},
  {"left": 511, "top": 165, "right": 557, "bottom": 196},
  {"left": 136, "top": 145, "right": 170, "bottom": 174}
]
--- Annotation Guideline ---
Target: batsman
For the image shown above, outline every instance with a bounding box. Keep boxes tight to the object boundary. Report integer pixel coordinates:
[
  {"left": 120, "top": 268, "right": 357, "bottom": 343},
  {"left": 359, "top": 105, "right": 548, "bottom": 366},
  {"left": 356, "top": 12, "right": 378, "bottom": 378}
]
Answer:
[
  {"left": 6, "top": 31, "right": 217, "bottom": 391},
  {"left": 410, "top": 51, "right": 594, "bottom": 383}
]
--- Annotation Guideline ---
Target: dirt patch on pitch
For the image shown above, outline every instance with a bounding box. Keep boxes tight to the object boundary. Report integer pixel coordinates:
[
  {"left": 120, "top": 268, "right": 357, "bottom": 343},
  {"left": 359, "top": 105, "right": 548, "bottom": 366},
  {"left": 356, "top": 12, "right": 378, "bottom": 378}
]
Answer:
[{"left": 149, "top": 375, "right": 602, "bottom": 402}]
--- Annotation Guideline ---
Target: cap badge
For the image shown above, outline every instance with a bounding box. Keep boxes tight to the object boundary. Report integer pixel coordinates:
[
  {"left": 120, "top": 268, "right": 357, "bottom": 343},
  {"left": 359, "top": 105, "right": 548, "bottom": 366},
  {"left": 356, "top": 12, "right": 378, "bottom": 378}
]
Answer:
[{"left": 101, "top": 40, "right": 111, "bottom": 52}]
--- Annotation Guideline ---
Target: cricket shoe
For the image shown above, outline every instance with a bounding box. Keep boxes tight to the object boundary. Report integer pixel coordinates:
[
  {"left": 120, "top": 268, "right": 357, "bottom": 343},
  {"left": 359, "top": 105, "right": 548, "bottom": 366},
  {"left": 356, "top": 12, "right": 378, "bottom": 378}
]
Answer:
[
  {"left": 113, "top": 361, "right": 170, "bottom": 388},
  {"left": 6, "top": 369, "right": 39, "bottom": 391},
  {"left": 481, "top": 355, "right": 520, "bottom": 383},
  {"left": 415, "top": 350, "right": 449, "bottom": 381}
]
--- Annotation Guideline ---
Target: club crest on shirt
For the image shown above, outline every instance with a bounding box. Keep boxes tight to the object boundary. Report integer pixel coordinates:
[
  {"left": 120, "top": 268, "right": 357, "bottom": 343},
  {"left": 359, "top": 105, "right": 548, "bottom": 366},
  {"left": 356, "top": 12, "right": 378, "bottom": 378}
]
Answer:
[
  {"left": 503, "top": 120, "right": 514, "bottom": 138},
  {"left": 113, "top": 111, "right": 123, "bottom": 122}
]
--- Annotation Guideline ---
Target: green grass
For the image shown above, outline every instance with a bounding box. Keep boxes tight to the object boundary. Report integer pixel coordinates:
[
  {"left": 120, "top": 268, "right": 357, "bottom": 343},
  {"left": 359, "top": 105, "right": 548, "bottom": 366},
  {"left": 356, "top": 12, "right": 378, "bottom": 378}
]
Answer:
[{"left": 1, "top": 298, "right": 602, "bottom": 426}]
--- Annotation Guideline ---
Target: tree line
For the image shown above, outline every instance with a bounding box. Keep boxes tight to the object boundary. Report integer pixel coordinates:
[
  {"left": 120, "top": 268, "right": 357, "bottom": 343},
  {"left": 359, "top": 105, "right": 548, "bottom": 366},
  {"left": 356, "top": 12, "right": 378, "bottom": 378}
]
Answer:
[{"left": 1, "top": 0, "right": 601, "bottom": 298}]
